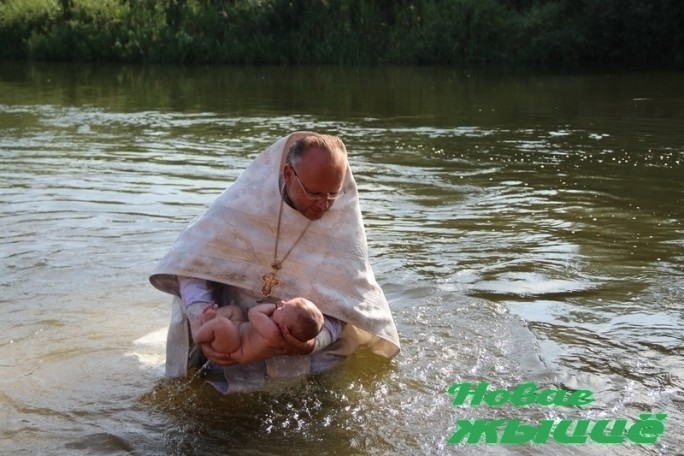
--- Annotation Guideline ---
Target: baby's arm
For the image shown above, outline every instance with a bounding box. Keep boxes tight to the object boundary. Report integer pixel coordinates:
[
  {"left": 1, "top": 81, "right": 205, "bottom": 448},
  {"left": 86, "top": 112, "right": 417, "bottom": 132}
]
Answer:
[{"left": 248, "top": 303, "right": 281, "bottom": 342}]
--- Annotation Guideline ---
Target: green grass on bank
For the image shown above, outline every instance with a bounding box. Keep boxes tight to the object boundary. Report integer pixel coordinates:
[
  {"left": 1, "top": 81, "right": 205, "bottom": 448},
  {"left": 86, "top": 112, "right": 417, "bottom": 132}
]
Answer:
[{"left": 1, "top": 0, "right": 682, "bottom": 66}]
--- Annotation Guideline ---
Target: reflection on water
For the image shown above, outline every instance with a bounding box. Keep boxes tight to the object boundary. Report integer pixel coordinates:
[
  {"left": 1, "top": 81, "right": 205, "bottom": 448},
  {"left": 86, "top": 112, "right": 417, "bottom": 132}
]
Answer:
[{"left": 1, "top": 62, "right": 682, "bottom": 455}]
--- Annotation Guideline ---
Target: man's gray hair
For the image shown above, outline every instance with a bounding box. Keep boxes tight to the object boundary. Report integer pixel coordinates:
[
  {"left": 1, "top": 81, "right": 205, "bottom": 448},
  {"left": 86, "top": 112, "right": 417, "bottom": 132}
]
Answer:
[{"left": 286, "top": 134, "right": 347, "bottom": 168}]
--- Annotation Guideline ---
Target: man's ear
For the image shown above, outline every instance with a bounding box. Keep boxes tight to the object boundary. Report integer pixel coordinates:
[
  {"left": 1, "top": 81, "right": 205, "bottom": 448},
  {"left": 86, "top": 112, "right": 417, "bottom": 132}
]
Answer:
[{"left": 283, "top": 163, "right": 293, "bottom": 184}]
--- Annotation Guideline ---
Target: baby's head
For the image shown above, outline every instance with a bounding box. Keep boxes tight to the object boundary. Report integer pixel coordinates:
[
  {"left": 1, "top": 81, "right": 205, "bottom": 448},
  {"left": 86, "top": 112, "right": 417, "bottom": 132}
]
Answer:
[{"left": 274, "top": 297, "right": 324, "bottom": 342}]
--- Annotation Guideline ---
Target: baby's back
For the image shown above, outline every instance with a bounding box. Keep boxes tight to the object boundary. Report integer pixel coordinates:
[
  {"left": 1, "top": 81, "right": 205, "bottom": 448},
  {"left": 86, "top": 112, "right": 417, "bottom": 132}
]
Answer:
[{"left": 234, "top": 321, "right": 282, "bottom": 363}]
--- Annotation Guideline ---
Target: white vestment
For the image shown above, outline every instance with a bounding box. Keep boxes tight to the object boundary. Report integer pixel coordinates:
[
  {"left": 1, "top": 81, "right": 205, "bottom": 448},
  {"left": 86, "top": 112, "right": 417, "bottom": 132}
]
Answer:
[{"left": 149, "top": 131, "right": 400, "bottom": 390}]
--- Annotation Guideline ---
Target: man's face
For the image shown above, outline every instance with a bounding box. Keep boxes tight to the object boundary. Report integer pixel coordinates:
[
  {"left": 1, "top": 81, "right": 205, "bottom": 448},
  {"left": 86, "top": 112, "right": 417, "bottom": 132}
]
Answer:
[{"left": 285, "top": 146, "right": 347, "bottom": 221}]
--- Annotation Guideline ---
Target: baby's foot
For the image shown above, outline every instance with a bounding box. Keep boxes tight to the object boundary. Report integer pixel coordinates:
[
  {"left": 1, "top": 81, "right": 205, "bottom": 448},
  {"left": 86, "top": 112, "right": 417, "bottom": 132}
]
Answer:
[{"left": 201, "top": 303, "right": 218, "bottom": 324}]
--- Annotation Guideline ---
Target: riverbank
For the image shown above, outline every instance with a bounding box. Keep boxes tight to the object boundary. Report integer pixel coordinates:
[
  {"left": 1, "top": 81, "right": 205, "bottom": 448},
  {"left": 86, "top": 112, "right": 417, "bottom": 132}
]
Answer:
[{"left": 1, "top": 0, "right": 682, "bottom": 67}]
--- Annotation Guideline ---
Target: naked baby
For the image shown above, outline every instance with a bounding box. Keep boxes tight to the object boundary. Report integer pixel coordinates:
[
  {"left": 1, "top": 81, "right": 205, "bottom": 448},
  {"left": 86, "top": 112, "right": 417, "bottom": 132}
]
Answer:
[{"left": 193, "top": 297, "right": 324, "bottom": 364}]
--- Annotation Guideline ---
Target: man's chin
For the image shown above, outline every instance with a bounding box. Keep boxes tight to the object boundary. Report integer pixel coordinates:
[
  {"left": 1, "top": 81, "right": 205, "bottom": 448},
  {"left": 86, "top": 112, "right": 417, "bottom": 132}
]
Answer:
[{"left": 305, "top": 210, "right": 325, "bottom": 221}]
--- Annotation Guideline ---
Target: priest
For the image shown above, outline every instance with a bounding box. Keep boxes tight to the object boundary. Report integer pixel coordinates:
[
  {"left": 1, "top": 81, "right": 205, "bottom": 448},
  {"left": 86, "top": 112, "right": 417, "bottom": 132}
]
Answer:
[{"left": 149, "top": 131, "right": 400, "bottom": 392}]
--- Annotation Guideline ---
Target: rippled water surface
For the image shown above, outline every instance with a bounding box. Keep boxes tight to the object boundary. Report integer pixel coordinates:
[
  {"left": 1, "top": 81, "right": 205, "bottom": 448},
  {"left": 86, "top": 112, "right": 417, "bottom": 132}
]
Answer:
[{"left": 1, "top": 63, "right": 683, "bottom": 455}]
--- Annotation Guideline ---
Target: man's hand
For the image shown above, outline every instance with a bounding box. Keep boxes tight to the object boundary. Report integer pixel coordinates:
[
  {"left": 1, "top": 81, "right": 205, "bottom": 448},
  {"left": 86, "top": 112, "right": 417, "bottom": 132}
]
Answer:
[{"left": 281, "top": 327, "right": 316, "bottom": 355}]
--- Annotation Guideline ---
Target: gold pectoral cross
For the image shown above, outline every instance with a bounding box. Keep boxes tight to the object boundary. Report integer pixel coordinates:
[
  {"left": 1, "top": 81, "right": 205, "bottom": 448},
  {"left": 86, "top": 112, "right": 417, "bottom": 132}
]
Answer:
[{"left": 261, "top": 262, "right": 282, "bottom": 297}]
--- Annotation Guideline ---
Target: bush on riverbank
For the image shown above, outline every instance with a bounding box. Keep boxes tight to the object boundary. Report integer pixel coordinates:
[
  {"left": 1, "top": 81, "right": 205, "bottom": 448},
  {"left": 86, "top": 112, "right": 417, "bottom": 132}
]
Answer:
[{"left": 1, "top": 0, "right": 682, "bottom": 66}]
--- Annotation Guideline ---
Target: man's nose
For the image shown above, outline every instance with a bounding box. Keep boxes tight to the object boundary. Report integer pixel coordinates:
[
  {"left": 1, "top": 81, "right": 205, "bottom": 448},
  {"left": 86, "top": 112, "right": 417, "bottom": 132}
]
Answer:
[{"left": 315, "top": 198, "right": 331, "bottom": 211}]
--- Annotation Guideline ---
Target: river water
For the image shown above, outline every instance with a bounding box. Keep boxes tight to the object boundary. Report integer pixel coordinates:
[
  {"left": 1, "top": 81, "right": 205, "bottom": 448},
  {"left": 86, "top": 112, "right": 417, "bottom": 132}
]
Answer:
[{"left": 1, "top": 62, "right": 682, "bottom": 455}]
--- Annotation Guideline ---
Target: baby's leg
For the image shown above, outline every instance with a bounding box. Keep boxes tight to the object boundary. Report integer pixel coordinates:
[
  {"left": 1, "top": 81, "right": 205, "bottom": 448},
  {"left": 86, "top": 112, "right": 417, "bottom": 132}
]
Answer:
[
  {"left": 194, "top": 317, "right": 241, "bottom": 354},
  {"left": 209, "top": 318, "right": 241, "bottom": 353}
]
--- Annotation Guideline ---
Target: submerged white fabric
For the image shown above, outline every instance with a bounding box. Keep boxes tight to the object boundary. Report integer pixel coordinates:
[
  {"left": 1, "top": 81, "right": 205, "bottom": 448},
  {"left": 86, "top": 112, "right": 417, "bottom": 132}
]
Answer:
[{"left": 149, "top": 132, "right": 400, "bottom": 381}]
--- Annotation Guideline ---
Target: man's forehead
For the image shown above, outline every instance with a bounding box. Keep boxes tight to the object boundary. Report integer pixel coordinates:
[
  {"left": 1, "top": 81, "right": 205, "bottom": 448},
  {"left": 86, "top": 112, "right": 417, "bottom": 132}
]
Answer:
[{"left": 301, "top": 146, "right": 347, "bottom": 168}]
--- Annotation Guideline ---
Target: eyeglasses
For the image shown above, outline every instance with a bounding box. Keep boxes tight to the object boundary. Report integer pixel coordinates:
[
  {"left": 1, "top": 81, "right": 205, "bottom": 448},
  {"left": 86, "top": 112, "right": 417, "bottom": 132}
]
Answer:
[{"left": 290, "top": 166, "right": 344, "bottom": 201}]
